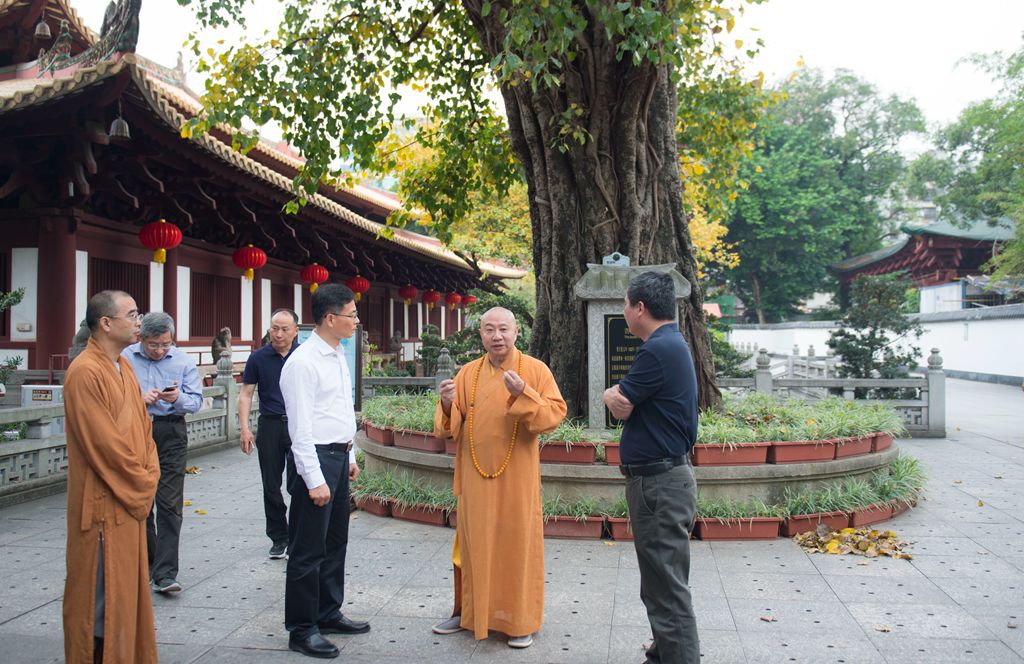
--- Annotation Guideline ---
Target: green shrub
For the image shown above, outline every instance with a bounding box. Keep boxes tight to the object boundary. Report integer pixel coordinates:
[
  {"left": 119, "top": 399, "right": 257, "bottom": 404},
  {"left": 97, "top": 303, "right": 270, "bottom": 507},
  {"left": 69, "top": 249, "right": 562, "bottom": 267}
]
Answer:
[{"left": 361, "top": 393, "right": 438, "bottom": 432}]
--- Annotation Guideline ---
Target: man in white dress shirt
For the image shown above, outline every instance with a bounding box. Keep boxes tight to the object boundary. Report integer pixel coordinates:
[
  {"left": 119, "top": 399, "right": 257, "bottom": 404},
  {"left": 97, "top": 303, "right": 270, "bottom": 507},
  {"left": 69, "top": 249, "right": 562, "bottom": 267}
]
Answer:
[{"left": 279, "top": 283, "right": 368, "bottom": 659}]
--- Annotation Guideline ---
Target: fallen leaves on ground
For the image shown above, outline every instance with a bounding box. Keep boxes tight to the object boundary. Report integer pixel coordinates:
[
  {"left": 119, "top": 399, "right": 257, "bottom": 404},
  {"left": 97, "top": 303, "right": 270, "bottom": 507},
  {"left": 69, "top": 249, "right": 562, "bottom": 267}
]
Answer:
[
  {"left": 193, "top": 509, "right": 207, "bottom": 515},
  {"left": 978, "top": 500, "right": 985, "bottom": 507},
  {"left": 793, "top": 525, "right": 912, "bottom": 560},
  {"left": 185, "top": 466, "right": 201, "bottom": 474},
  {"left": 183, "top": 500, "right": 192, "bottom": 507},
  {"left": 874, "top": 625, "right": 892, "bottom": 633},
  {"left": 760, "top": 615, "right": 777, "bottom": 623}
]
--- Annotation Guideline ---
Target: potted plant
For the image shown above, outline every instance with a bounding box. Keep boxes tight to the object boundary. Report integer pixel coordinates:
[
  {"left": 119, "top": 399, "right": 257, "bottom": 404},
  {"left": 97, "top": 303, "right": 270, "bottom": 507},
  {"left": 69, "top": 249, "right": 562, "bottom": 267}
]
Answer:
[
  {"left": 872, "top": 454, "right": 925, "bottom": 517},
  {"left": 391, "top": 394, "right": 446, "bottom": 453},
  {"left": 602, "top": 427, "right": 623, "bottom": 465},
  {"left": 390, "top": 472, "right": 453, "bottom": 527},
  {"left": 350, "top": 470, "right": 395, "bottom": 517},
  {"left": 360, "top": 397, "right": 396, "bottom": 445},
  {"left": 691, "top": 411, "right": 768, "bottom": 466},
  {"left": 864, "top": 404, "right": 906, "bottom": 452},
  {"left": 835, "top": 477, "right": 893, "bottom": 527},
  {"left": 767, "top": 414, "right": 838, "bottom": 464},
  {"left": 694, "top": 497, "right": 783, "bottom": 540},
  {"left": 539, "top": 421, "right": 598, "bottom": 464},
  {"left": 602, "top": 496, "right": 632, "bottom": 541},
  {"left": 542, "top": 495, "right": 604, "bottom": 539},
  {"left": 780, "top": 485, "right": 850, "bottom": 537}
]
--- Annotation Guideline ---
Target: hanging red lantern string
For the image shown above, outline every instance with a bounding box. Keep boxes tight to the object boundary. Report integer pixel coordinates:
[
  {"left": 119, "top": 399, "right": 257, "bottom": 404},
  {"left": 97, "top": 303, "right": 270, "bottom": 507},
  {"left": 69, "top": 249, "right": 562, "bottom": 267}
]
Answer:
[
  {"left": 397, "top": 284, "right": 419, "bottom": 305},
  {"left": 422, "top": 289, "right": 441, "bottom": 311},
  {"left": 345, "top": 274, "right": 370, "bottom": 302},
  {"left": 461, "top": 294, "right": 478, "bottom": 309},
  {"left": 138, "top": 219, "right": 182, "bottom": 264},
  {"left": 445, "top": 292, "right": 462, "bottom": 310},
  {"left": 232, "top": 244, "right": 267, "bottom": 281},
  {"left": 300, "top": 263, "right": 329, "bottom": 293}
]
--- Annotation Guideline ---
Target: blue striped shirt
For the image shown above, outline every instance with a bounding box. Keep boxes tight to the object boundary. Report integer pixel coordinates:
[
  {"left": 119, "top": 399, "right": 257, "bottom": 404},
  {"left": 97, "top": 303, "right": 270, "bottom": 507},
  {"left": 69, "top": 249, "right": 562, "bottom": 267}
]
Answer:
[{"left": 123, "top": 343, "right": 203, "bottom": 417}]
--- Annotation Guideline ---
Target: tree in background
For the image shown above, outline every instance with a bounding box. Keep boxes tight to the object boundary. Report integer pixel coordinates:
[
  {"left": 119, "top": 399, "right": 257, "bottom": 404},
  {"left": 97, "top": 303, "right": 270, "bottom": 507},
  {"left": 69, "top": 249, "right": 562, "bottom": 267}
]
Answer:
[
  {"left": 912, "top": 44, "right": 1024, "bottom": 286},
  {"left": 179, "top": 0, "right": 771, "bottom": 412},
  {"left": 726, "top": 69, "right": 925, "bottom": 323},
  {"left": 826, "top": 273, "right": 922, "bottom": 398}
]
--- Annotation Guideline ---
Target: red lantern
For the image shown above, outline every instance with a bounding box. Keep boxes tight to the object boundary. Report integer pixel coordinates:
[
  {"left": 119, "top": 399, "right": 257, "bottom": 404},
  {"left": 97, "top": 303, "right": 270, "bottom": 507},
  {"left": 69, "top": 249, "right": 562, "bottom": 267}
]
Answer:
[
  {"left": 345, "top": 275, "right": 370, "bottom": 302},
  {"left": 300, "top": 263, "right": 329, "bottom": 293},
  {"left": 232, "top": 244, "right": 267, "bottom": 280},
  {"left": 138, "top": 219, "right": 182, "bottom": 264},
  {"left": 422, "top": 289, "right": 441, "bottom": 310},
  {"left": 397, "top": 284, "right": 419, "bottom": 306},
  {"left": 445, "top": 292, "right": 462, "bottom": 310},
  {"left": 461, "top": 294, "right": 478, "bottom": 308}
]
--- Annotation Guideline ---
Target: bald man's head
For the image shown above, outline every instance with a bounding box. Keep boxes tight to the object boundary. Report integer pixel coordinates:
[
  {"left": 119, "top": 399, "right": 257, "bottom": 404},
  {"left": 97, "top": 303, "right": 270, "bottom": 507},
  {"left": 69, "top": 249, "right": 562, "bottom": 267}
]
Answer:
[{"left": 479, "top": 307, "right": 519, "bottom": 364}]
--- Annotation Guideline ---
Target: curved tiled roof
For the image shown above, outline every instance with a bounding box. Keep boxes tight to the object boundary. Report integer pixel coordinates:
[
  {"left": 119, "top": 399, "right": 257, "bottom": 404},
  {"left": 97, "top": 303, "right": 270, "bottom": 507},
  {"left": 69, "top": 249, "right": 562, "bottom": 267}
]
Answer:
[
  {"left": 0, "top": 52, "right": 523, "bottom": 280},
  {"left": 0, "top": 0, "right": 96, "bottom": 47}
]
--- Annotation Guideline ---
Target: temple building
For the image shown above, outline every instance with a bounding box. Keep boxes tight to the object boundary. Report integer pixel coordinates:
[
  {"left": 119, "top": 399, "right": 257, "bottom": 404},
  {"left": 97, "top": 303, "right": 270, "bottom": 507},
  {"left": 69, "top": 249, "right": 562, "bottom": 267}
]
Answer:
[{"left": 0, "top": 0, "right": 521, "bottom": 371}]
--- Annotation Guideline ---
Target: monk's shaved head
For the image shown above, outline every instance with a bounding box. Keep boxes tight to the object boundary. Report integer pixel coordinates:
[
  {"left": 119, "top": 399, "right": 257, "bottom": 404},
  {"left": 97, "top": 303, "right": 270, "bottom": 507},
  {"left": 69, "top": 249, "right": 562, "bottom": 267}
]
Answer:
[
  {"left": 479, "top": 307, "right": 518, "bottom": 365},
  {"left": 480, "top": 307, "right": 517, "bottom": 327}
]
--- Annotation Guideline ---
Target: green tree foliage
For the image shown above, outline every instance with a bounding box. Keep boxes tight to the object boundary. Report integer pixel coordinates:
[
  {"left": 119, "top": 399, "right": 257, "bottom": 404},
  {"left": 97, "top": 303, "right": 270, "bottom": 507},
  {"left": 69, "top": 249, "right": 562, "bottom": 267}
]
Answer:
[
  {"left": 826, "top": 273, "right": 922, "bottom": 398},
  {"left": 707, "top": 316, "right": 751, "bottom": 378},
  {"left": 178, "top": 0, "right": 771, "bottom": 412},
  {"left": 726, "top": 69, "right": 925, "bottom": 323},
  {"left": 918, "top": 45, "right": 1024, "bottom": 283},
  {"left": 0, "top": 288, "right": 24, "bottom": 385}
]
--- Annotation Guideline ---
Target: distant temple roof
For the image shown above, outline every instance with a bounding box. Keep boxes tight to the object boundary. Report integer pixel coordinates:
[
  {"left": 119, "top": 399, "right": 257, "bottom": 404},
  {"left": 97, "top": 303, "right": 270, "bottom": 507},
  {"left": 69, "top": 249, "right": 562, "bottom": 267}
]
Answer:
[{"left": 832, "top": 216, "right": 1016, "bottom": 287}]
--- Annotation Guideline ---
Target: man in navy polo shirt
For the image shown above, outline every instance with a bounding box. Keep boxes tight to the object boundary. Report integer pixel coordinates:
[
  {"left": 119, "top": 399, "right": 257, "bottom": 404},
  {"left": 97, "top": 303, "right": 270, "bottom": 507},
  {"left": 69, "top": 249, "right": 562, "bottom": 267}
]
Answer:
[
  {"left": 603, "top": 270, "right": 699, "bottom": 664},
  {"left": 239, "top": 308, "right": 299, "bottom": 559}
]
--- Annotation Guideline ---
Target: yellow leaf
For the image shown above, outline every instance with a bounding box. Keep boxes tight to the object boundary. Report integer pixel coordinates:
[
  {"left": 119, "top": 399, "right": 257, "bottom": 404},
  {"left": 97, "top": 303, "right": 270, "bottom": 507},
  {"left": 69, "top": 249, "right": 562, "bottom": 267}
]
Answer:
[
  {"left": 840, "top": 528, "right": 855, "bottom": 535},
  {"left": 978, "top": 500, "right": 984, "bottom": 507},
  {"left": 194, "top": 509, "right": 207, "bottom": 515},
  {"left": 183, "top": 500, "right": 192, "bottom": 507},
  {"left": 735, "top": 39, "right": 743, "bottom": 49},
  {"left": 180, "top": 124, "right": 193, "bottom": 139},
  {"left": 825, "top": 540, "right": 841, "bottom": 554}
]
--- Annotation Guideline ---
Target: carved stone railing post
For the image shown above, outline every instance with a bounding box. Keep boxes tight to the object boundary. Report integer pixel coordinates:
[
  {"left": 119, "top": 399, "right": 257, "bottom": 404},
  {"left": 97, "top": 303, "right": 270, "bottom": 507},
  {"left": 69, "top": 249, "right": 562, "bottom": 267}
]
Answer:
[
  {"left": 213, "top": 351, "right": 238, "bottom": 441},
  {"left": 434, "top": 348, "right": 453, "bottom": 391},
  {"left": 927, "top": 348, "right": 946, "bottom": 437},
  {"left": 754, "top": 349, "right": 773, "bottom": 394}
]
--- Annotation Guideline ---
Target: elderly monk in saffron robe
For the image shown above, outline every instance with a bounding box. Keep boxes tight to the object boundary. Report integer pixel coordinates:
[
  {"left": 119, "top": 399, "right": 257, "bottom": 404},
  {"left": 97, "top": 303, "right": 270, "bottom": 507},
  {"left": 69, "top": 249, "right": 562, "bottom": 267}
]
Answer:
[
  {"left": 63, "top": 291, "right": 160, "bottom": 664},
  {"left": 432, "top": 307, "right": 566, "bottom": 649}
]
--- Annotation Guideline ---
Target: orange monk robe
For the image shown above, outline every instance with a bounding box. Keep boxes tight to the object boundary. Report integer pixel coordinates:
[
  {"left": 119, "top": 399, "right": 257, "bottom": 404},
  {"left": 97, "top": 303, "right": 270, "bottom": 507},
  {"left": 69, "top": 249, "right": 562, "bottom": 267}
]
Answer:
[
  {"left": 434, "top": 347, "right": 566, "bottom": 640},
  {"left": 63, "top": 338, "right": 160, "bottom": 664}
]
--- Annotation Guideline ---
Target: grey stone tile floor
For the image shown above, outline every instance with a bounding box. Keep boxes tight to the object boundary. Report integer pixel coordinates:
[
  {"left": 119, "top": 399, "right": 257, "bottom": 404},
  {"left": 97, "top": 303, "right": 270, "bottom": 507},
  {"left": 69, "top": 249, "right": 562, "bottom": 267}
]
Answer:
[{"left": 0, "top": 378, "right": 1021, "bottom": 662}]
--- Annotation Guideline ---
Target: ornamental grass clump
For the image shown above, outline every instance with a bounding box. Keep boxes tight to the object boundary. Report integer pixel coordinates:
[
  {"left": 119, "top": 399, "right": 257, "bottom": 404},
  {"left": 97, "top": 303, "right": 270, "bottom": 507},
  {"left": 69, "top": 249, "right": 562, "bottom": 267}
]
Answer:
[
  {"left": 696, "top": 496, "right": 783, "bottom": 524},
  {"left": 542, "top": 494, "right": 601, "bottom": 523},
  {"left": 539, "top": 420, "right": 591, "bottom": 451},
  {"left": 871, "top": 454, "right": 925, "bottom": 507},
  {"left": 370, "top": 393, "right": 438, "bottom": 432}
]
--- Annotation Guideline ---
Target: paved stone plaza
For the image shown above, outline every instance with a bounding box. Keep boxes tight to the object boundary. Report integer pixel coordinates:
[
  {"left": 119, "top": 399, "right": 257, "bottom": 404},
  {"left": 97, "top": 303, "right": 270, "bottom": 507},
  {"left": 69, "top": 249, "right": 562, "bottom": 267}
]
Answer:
[{"left": 0, "top": 378, "right": 1021, "bottom": 663}]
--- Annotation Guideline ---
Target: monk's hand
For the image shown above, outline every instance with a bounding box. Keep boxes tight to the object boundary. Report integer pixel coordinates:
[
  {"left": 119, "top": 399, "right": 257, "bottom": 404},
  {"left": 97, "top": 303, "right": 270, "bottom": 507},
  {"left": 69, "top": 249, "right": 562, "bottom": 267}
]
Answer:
[
  {"left": 438, "top": 378, "right": 456, "bottom": 414},
  {"left": 503, "top": 370, "right": 526, "bottom": 397},
  {"left": 239, "top": 428, "right": 255, "bottom": 455},
  {"left": 309, "top": 483, "right": 331, "bottom": 507}
]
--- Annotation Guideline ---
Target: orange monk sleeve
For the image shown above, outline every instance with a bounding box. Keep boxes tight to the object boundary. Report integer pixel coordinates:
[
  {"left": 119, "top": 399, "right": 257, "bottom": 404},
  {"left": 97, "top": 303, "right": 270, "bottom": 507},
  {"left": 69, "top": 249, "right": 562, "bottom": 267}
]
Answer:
[
  {"left": 434, "top": 366, "right": 467, "bottom": 441},
  {"left": 507, "top": 366, "right": 567, "bottom": 435},
  {"left": 65, "top": 369, "right": 160, "bottom": 521}
]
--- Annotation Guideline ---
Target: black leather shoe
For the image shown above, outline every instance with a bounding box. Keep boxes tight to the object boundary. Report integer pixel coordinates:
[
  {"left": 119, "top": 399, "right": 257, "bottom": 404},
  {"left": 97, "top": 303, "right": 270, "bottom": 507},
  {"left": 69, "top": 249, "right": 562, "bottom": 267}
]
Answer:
[
  {"left": 288, "top": 633, "right": 339, "bottom": 659},
  {"left": 319, "top": 615, "right": 370, "bottom": 635}
]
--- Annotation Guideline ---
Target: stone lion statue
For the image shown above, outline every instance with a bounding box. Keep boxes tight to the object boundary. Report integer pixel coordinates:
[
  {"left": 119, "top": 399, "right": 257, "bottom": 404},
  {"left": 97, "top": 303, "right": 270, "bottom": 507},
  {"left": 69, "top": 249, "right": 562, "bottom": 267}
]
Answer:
[{"left": 211, "top": 327, "right": 232, "bottom": 363}]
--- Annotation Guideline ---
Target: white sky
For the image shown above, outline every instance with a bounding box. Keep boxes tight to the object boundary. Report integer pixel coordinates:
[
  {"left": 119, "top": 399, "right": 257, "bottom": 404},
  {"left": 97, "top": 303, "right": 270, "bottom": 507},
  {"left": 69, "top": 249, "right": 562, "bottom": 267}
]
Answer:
[{"left": 78, "top": 0, "right": 1024, "bottom": 135}]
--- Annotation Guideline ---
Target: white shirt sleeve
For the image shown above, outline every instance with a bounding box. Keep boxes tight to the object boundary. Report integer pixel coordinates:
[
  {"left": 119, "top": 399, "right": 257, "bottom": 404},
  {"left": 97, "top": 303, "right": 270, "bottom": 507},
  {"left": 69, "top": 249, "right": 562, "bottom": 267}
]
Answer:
[{"left": 280, "top": 353, "right": 326, "bottom": 490}]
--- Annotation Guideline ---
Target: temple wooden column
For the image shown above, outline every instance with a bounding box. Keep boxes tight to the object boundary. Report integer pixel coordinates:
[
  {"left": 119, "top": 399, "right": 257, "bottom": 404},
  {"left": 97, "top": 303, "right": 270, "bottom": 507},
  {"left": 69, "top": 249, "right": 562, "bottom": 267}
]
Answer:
[
  {"left": 37, "top": 215, "right": 77, "bottom": 371},
  {"left": 164, "top": 246, "right": 178, "bottom": 331}
]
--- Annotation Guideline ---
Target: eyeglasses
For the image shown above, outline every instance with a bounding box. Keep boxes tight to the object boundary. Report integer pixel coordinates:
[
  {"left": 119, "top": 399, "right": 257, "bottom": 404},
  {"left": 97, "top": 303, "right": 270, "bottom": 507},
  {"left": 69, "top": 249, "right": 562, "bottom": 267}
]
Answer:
[
  {"left": 107, "top": 311, "right": 142, "bottom": 322},
  {"left": 144, "top": 342, "right": 173, "bottom": 351},
  {"left": 330, "top": 311, "right": 359, "bottom": 320},
  {"left": 269, "top": 326, "right": 295, "bottom": 333}
]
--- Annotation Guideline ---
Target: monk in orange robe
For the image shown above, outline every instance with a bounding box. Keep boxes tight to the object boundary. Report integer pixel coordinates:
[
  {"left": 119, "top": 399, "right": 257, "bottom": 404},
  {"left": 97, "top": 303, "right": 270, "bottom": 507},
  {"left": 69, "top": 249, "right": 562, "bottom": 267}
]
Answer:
[
  {"left": 63, "top": 291, "right": 160, "bottom": 664},
  {"left": 432, "top": 307, "right": 566, "bottom": 648}
]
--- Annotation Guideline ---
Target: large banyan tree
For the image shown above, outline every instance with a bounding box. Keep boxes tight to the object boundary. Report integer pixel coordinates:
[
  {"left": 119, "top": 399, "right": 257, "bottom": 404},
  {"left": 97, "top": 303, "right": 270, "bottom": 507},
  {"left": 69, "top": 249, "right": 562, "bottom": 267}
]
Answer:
[{"left": 181, "top": 0, "right": 757, "bottom": 411}]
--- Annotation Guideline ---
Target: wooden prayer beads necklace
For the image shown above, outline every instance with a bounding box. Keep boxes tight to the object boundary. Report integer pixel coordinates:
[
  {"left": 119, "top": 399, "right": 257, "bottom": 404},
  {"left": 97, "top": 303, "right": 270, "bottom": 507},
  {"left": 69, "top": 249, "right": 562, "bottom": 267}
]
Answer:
[{"left": 468, "top": 352, "right": 524, "bottom": 479}]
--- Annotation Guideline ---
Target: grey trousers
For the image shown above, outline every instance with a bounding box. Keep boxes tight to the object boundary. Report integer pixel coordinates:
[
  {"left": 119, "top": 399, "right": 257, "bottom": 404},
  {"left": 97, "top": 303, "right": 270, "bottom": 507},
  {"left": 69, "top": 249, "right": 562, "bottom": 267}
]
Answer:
[
  {"left": 626, "top": 462, "right": 699, "bottom": 664},
  {"left": 147, "top": 418, "right": 188, "bottom": 583}
]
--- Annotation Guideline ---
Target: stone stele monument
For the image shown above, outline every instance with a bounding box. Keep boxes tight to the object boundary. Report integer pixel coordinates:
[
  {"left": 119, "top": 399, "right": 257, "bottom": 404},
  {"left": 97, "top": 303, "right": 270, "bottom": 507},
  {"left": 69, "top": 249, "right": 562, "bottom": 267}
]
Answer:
[{"left": 572, "top": 254, "right": 691, "bottom": 429}]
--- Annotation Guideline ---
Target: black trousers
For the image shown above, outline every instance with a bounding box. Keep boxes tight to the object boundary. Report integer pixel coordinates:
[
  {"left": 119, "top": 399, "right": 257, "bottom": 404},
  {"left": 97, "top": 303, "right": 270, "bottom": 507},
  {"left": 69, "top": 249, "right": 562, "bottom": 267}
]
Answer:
[
  {"left": 147, "top": 418, "right": 187, "bottom": 583},
  {"left": 626, "top": 462, "right": 700, "bottom": 664},
  {"left": 284, "top": 445, "right": 350, "bottom": 640},
  {"left": 256, "top": 416, "right": 292, "bottom": 545}
]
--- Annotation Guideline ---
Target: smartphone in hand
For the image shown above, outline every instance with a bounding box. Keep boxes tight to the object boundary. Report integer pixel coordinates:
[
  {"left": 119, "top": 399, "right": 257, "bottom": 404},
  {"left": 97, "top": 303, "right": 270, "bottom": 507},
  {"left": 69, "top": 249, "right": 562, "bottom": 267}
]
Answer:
[{"left": 162, "top": 382, "right": 178, "bottom": 392}]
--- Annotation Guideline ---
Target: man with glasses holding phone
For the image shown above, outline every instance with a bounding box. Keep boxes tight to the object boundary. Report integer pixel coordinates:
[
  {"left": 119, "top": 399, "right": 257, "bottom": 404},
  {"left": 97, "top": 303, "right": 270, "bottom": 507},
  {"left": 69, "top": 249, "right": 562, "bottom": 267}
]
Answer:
[
  {"left": 124, "top": 311, "right": 203, "bottom": 595},
  {"left": 279, "top": 284, "right": 367, "bottom": 659}
]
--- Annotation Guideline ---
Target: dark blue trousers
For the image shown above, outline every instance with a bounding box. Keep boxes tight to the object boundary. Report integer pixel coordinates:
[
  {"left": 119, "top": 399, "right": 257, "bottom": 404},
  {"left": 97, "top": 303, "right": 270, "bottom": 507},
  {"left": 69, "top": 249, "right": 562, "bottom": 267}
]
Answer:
[{"left": 284, "top": 445, "right": 350, "bottom": 640}]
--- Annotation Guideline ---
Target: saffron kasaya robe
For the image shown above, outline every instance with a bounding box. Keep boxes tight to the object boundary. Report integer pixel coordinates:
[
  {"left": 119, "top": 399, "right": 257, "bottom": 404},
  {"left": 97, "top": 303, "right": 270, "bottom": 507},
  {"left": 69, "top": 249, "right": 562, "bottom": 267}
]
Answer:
[
  {"left": 63, "top": 338, "right": 160, "bottom": 664},
  {"left": 434, "top": 348, "right": 566, "bottom": 639}
]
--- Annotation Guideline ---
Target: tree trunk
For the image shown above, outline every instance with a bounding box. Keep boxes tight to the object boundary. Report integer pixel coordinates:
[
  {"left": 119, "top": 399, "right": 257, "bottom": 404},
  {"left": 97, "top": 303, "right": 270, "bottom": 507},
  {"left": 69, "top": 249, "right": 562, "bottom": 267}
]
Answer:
[
  {"left": 464, "top": 2, "right": 719, "bottom": 413},
  {"left": 751, "top": 273, "right": 767, "bottom": 325}
]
